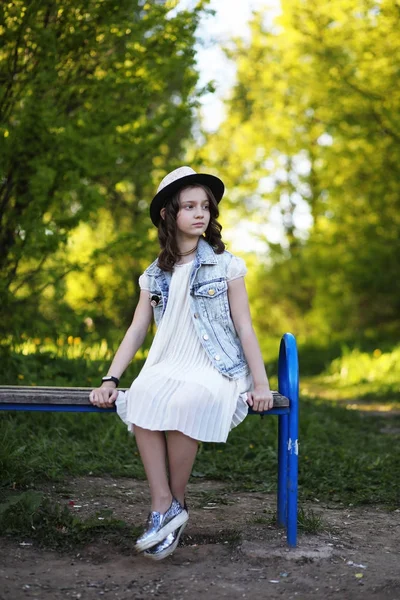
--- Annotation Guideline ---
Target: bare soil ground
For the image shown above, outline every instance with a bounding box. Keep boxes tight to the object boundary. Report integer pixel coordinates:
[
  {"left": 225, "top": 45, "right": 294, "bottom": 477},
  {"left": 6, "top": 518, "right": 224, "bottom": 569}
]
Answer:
[{"left": 1, "top": 477, "right": 399, "bottom": 600}]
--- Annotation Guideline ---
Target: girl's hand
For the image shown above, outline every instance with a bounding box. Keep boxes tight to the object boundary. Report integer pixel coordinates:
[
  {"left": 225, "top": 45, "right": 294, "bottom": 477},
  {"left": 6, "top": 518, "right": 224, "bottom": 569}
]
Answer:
[
  {"left": 247, "top": 384, "right": 274, "bottom": 412},
  {"left": 89, "top": 384, "right": 118, "bottom": 408}
]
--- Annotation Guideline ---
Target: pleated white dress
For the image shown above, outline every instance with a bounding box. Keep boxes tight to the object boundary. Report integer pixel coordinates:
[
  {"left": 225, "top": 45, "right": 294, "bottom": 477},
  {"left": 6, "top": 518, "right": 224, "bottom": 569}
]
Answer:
[{"left": 115, "top": 257, "right": 252, "bottom": 443}]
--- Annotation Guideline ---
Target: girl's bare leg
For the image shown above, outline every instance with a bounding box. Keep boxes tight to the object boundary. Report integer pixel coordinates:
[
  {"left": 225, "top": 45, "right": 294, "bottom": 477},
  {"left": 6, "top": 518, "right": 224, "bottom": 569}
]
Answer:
[
  {"left": 166, "top": 430, "right": 198, "bottom": 506},
  {"left": 134, "top": 426, "right": 172, "bottom": 513}
]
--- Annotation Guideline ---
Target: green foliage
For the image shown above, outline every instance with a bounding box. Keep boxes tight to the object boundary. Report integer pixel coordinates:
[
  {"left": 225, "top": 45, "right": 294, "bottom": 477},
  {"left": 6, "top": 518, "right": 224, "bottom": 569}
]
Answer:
[
  {"left": 0, "top": 0, "right": 210, "bottom": 339},
  {"left": 305, "top": 345, "right": 400, "bottom": 404},
  {"left": 326, "top": 346, "right": 400, "bottom": 387},
  {"left": 0, "top": 344, "right": 144, "bottom": 387},
  {"left": 201, "top": 0, "right": 400, "bottom": 340}
]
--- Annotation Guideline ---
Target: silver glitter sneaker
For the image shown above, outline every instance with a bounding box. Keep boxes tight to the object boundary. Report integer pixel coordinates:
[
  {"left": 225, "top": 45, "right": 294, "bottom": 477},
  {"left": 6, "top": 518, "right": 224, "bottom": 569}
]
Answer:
[
  {"left": 143, "top": 522, "right": 187, "bottom": 561},
  {"left": 135, "top": 497, "right": 188, "bottom": 553}
]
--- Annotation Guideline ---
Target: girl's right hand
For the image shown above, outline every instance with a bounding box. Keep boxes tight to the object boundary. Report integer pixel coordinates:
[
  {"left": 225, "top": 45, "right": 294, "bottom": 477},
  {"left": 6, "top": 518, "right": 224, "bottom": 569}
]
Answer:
[{"left": 89, "top": 384, "right": 119, "bottom": 408}]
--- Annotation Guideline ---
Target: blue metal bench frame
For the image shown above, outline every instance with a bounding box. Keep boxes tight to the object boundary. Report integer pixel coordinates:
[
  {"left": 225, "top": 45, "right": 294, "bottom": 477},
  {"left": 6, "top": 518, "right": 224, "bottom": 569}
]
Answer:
[
  {"left": 252, "top": 332, "right": 299, "bottom": 546},
  {"left": 277, "top": 332, "right": 299, "bottom": 546},
  {"left": 0, "top": 333, "right": 299, "bottom": 546}
]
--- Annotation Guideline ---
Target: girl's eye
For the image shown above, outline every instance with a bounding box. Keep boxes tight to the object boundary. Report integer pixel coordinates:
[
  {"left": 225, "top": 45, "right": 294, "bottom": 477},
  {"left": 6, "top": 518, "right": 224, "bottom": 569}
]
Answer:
[{"left": 182, "top": 203, "right": 209, "bottom": 210}]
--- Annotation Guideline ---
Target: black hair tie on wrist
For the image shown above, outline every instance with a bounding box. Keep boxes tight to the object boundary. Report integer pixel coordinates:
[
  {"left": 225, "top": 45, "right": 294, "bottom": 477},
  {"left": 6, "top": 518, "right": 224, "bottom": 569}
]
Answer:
[{"left": 101, "top": 375, "right": 120, "bottom": 386}]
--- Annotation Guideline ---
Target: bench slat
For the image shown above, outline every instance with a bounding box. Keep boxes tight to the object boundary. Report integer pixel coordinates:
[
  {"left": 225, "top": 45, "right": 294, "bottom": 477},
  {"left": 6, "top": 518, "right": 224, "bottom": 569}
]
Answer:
[{"left": 0, "top": 386, "right": 290, "bottom": 408}]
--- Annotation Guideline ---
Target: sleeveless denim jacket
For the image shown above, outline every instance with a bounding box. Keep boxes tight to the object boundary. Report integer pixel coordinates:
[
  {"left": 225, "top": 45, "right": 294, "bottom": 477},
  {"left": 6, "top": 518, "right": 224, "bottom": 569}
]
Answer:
[{"left": 144, "top": 237, "right": 249, "bottom": 380}]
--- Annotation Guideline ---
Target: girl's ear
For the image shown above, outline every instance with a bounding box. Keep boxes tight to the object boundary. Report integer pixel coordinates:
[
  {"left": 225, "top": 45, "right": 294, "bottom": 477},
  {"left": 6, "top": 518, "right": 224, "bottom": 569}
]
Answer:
[{"left": 160, "top": 207, "right": 166, "bottom": 221}]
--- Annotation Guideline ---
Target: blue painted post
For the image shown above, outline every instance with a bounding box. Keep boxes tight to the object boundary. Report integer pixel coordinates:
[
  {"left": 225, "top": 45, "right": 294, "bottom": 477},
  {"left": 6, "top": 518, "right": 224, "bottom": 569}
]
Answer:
[
  {"left": 278, "top": 333, "right": 299, "bottom": 547},
  {"left": 277, "top": 413, "right": 288, "bottom": 526}
]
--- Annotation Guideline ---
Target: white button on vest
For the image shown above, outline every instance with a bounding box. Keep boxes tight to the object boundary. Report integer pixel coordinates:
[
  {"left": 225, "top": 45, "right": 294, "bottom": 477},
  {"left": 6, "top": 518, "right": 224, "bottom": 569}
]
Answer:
[
  {"left": 203, "top": 334, "right": 209, "bottom": 341},
  {"left": 214, "top": 354, "right": 220, "bottom": 361}
]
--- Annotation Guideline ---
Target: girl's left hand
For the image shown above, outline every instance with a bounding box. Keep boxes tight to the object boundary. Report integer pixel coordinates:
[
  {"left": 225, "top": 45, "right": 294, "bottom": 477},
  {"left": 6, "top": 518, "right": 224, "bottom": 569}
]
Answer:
[{"left": 247, "top": 384, "right": 274, "bottom": 412}]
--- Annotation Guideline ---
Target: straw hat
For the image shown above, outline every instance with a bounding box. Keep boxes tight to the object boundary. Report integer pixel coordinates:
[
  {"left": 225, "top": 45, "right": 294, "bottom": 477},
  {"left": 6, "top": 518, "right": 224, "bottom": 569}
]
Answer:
[{"left": 150, "top": 166, "right": 225, "bottom": 226}]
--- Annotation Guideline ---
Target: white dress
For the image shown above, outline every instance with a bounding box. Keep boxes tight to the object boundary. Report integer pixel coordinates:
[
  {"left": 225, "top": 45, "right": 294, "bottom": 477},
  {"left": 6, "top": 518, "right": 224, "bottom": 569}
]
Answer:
[{"left": 115, "top": 257, "right": 252, "bottom": 443}]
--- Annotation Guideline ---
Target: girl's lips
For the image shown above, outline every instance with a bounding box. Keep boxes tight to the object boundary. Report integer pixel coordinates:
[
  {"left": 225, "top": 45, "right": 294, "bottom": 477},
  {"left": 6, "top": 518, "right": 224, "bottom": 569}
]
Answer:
[{"left": 193, "top": 223, "right": 205, "bottom": 227}]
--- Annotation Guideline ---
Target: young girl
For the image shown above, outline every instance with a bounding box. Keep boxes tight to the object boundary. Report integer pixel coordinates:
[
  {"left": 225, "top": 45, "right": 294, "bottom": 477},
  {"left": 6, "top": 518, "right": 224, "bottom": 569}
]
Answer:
[{"left": 89, "top": 166, "right": 273, "bottom": 560}]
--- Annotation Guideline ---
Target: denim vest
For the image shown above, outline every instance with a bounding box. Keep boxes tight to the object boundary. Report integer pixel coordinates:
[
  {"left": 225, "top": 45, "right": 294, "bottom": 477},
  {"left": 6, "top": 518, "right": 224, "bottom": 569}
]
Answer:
[{"left": 144, "top": 238, "right": 249, "bottom": 380}]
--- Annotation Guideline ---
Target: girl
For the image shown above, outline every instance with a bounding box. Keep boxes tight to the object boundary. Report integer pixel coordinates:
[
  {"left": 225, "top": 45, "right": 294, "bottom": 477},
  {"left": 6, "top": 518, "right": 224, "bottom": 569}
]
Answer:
[{"left": 89, "top": 166, "right": 273, "bottom": 560}]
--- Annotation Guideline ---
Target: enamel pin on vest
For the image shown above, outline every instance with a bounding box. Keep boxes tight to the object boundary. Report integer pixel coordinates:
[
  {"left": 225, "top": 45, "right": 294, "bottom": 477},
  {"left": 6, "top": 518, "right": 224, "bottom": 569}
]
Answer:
[{"left": 150, "top": 294, "right": 161, "bottom": 307}]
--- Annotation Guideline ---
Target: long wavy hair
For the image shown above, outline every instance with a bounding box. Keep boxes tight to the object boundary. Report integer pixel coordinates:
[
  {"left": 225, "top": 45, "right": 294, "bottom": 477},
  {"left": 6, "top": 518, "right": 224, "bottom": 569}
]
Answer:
[{"left": 157, "top": 184, "right": 225, "bottom": 272}]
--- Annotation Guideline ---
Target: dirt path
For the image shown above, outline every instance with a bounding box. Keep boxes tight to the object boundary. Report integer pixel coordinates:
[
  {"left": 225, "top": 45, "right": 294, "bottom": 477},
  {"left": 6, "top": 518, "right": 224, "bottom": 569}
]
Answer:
[{"left": 1, "top": 477, "right": 399, "bottom": 600}]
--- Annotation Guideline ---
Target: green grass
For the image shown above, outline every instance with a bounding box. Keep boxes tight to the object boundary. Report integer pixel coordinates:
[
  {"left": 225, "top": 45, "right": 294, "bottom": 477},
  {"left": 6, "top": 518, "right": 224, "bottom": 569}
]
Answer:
[
  {"left": 0, "top": 411, "right": 146, "bottom": 486},
  {"left": 297, "top": 507, "right": 325, "bottom": 534},
  {"left": 0, "top": 490, "right": 141, "bottom": 551},
  {"left": 1, "top": 397, "right": 399, "bottom": 507},
  {"left": 251, "top": 507, "right": 326, "bottom": 534},
  {"left": 0, "top": 488, "right": 242, "bottom": 550},
  {"left": 1, "top": 342, "right": 400, "bottom": 547}
]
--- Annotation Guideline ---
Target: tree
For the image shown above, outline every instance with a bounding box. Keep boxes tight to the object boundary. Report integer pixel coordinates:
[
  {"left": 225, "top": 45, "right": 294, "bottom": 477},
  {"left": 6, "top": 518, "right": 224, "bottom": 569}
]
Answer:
[
  {"left": 201, "top": 0, "right": 400, "bottom": 340},
  {"left": 0, "top": 0, "right": 209, "bottom": 340}
]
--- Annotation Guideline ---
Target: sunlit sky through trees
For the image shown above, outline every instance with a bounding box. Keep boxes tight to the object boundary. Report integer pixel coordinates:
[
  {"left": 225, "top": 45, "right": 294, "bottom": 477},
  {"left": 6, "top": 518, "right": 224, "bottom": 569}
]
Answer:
[
  {"left": 188, "top": 0, "right": 313, "bottom": 253},
  {"left": 195, "top": 0, "right": 282, "bottom": 131}
]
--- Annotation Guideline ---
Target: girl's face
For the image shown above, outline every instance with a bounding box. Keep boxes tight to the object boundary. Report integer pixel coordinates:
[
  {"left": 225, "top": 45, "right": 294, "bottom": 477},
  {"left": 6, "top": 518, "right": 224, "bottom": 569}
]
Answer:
[{"left": 176, "top": 186, "right": 211, "bottom": 239}]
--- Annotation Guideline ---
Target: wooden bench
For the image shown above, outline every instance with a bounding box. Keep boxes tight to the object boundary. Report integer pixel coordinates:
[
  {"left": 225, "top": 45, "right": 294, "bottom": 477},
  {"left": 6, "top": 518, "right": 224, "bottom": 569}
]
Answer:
[{"left": 0, "top": 333, "right": 299, "bottom": 546}]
